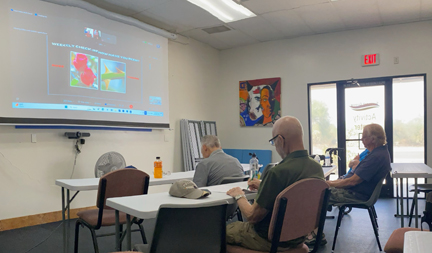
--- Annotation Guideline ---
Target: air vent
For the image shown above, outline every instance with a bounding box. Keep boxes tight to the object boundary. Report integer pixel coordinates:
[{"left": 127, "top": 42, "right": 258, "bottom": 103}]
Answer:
[{"left": 202, "top": 25, "right": 232, "bottom": 34}]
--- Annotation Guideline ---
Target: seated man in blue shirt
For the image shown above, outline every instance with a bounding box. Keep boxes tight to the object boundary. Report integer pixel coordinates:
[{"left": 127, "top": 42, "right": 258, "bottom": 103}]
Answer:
[
  {"left": 192, "top": 135, "right": 244, "bottom": 187},
  {"left": 306, "top": 123, "right": 391, "bottom": 246},
  {"left": 327, "top": 123, "right": 391, "bottom": 202}
]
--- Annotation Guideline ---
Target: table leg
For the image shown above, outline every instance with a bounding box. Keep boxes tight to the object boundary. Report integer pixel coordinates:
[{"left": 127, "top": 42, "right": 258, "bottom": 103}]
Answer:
[
  {"left": 62, "top": 187, "right": 66, "bottom": 253},
  {"left": 66, "top": 189, "right": 70, "bottom": 252},
  {"left": 127, "top": 214, "right": 132, "bottom": 250},
  {"left": 406, "top": 178, "right": 409, "bottom": 217},
  {"left": 400, "top": 178, "right": 404, "bottom": 227},
  {"left": 414, "top": 178, "right": 418, "bottom": 228},
  {"left": 395, "top": 178, "right": 399, "bottom": 216},
  {"left": 115, "top": 210, "right": 120, "bottom": 251}
]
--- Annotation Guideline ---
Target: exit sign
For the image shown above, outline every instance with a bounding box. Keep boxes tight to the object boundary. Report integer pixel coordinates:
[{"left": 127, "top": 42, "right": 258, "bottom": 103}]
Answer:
[{"left": 362, "top": 54, "right": 380, "bottom": 66}]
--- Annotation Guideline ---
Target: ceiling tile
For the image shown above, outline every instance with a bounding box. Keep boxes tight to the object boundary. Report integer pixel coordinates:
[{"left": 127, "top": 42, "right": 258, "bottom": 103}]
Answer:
[
  {"left": 377, "top": 0, "right": 421, "bottom": 25},
  {"left": 144, "top": 1, "right": 223, "bottom": 30},
  {"left": 210, "top": 30, "right": 260, "bottom": 49},
  {"left": 82, "top": 0, "right": 138, "bottom": 16},
  {"left": 420, "top": 0, "right": 432, "bottom": 20},
  {"left": 242, "top": 0, "right": 327, "bottom": 15},
  {"left": 261, "top": 10, "right": 315, "bottom": 38},
  {"left": 332, "top": 0, "right": 382, "bottom": 29},
  {"left": 228, "top": 16, "right": 286, "bottom": 42},
  {"left": 293, "top": 2, "right": 346, "bottom": 33},
  {"left": 132, "top": 11, "right": 179, "bottom": 33},
  {"left": 241, "top": 0, "right": 294, "bottom": 15},
  {"left": 103, "top": 0, "right": 172, "bottom": 13},
  {"left": 180, "top": 29, "right": 229, "bottom": 50},
  {"left": 285, "top": 0, "right": 330, "bottom": 9}
]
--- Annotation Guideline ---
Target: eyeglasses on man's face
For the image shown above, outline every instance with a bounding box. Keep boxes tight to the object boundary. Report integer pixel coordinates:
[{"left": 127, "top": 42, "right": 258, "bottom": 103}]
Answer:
[{"left": 269, "top": 134, "right": 285, "bottom": 146}]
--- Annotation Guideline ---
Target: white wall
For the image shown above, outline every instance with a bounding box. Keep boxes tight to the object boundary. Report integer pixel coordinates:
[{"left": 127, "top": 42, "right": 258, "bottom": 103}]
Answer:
[
  {"left": 217, "top": 21, "right": 432, "bottom": 163},
  {"left": 0, "top": 38, "right": 220, "bottom": 220}
]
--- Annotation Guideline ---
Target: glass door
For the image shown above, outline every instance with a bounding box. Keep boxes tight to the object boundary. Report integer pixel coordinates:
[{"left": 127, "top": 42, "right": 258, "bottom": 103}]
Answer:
[
  {"left": 342, "top": 80, "right": 392, "bottom": 197},
  {"left": 309, "top": 75, "right": 426, "bottom": 198}
]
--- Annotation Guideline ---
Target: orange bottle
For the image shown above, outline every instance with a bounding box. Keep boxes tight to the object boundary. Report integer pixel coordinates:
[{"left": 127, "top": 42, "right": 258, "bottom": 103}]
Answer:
[{"left": 154, "top": 157, "right": 162, "bottom": 178}]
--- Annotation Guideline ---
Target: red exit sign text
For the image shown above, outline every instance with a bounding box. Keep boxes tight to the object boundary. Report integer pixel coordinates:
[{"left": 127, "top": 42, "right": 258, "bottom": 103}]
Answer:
[{"left": 362, "top": 54, "right": 380, "bottom": 66}]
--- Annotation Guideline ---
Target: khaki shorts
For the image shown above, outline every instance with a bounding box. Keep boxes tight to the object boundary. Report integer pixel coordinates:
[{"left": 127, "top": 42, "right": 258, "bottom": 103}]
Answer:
[
  {"left": 328, "top": 187, "right": 369, "bottom": 206},
  {"left": 226, "top": 221, "right": 304, "bottom": 251}
]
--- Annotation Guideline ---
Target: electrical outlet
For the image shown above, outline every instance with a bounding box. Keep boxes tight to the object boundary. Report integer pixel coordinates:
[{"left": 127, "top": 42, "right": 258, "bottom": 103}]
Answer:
[
  {"left": 31, "top": 134, "right": 37, "bottom": 143},
  {"left": 394, "top": 57, "right": 399, "bottom": 64}
]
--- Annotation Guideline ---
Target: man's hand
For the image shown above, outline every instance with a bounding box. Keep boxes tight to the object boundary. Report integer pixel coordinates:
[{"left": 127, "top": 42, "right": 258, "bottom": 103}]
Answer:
[
  {"left": 248, "top": 178, "right": 260, "bottom": 191},
  {"left": 226, "top": 187, "right": 244, "bottom": 197},
  {"left": 227, "top": 186, "right": 268, "bottom": 224},
  {"left": 348, "top": 159, "right": 360, "bottom": 168}
]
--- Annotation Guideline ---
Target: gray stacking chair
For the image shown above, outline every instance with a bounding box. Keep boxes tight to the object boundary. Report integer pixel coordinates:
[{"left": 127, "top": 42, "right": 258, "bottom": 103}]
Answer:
[{"left": 134, "top": 202, "right": 228, "bottom": 253}]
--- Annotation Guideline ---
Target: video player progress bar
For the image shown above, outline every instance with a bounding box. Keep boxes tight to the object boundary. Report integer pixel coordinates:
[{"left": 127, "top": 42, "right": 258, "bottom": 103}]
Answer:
[{"left": 12, "top": 102, "right": 163, "bottom": 117}]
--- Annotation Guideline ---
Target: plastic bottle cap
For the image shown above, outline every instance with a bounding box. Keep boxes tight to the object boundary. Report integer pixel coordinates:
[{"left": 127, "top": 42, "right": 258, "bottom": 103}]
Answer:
[{"left": 156, "top": 156, "right": 160, "bottom": 159}]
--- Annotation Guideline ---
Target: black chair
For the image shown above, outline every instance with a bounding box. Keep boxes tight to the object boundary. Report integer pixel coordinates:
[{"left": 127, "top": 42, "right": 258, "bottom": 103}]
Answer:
[
  {"left": 408, "top": 184, "right": 432, "bottom": 227},
  {"left": 74, "top": 169, "right": 149, "bottom": 253},
  {"left": 219, "top": 176, "right": 249, "bottom": 221},
  {"left": 135, "top": 202, "right": 228, "bottom": 253},
  {"left": 332, "top": 178, "right": 385, "bottom": 252},
  {"left": 218, "top": 176, "right": 249, "bottom": 185}
]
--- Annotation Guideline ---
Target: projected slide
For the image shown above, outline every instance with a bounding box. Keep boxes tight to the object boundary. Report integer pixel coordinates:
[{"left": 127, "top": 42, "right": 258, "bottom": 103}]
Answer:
[{"left": 0, "top": 0, "right": 169, "bottom": 128}]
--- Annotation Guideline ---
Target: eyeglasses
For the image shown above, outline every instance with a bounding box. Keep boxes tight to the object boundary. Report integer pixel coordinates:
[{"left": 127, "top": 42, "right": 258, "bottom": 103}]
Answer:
[{"left": 269, "top": 134, "right": 284, "bottom": 146}]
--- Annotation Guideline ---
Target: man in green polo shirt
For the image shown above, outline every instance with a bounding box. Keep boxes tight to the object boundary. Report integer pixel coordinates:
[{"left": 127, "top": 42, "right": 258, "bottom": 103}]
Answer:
[{"left": 226, "top": 116, "right": 324, "bottom": 251}]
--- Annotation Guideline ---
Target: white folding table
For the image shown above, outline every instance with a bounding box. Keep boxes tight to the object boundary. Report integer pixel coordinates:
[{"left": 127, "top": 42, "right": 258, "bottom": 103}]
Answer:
[
  {"left": 391, "top": 163, "right": 432, "bottom": 228},
  {"left": 404, "top": 231, "right": 432, "bottom": 253}
]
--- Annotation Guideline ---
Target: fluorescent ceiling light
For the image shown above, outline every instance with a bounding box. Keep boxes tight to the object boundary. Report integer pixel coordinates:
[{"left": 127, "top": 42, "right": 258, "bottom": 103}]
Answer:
[{"left": 187, "top": 0, "right": 256, "bottom": 23}]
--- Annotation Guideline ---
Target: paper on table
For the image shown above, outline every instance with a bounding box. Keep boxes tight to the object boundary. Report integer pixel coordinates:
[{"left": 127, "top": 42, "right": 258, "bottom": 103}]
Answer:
[{"left": 210, "top": 185, "right": 239, "bottom": 193}]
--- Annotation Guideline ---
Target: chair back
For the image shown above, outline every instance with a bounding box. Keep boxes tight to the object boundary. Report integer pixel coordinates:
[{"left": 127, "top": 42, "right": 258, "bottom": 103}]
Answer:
[
  {"left": 363, "top": 178, "right": 385, "bottom": 207},
  {"left": 96, "top": 168, "right": 150, "bottom": 209},
  {"left": 261, "top": 163, "right": 277, "bottom": 180},
  {"left": 218, "top": 176, "right": 249, "bottom": 185},
  {"left": 421, "top": 192, "right": 432, "bottom": 231},
  {"left": 150, "top": 202, "right": 227, "bottom": 253},
  {"left": 268, "top": 178, "right": 329, "bottom": 243}
]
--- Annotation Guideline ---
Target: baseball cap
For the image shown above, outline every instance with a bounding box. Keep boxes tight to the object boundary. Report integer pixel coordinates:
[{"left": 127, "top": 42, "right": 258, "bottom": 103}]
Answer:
[{"left": 169, "top": 179, "right": 211, "bottom": 199}]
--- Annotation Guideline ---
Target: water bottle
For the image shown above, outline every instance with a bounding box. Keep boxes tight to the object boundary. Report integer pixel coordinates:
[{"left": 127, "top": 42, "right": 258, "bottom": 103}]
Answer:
[
  {"left": 249, "top": 153, "right": 259, "bottom": 179},
  {"left": 314, "top": 155, "right": 321, "bottom": 164},
  {"left": 154, "top": 157, "right": 162, "bottom": 178},
  {"left": 325, "top": 151, "right": 331, "bottom": 166}
]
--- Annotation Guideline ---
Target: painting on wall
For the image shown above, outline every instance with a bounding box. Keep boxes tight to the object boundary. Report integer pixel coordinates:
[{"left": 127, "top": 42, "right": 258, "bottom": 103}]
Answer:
[{"left": 240, "top": 77, "right": 281, "bottom": 127}]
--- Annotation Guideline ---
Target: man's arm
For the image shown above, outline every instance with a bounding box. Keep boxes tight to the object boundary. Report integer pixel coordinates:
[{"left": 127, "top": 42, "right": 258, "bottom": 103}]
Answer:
[
  {"left": 192, "top": 163, "right": 208, "bottom": 187},
  {"left": 327, "top": 174, "right": 363, "bottom": 188},
  {"left": 227, "top": 187, "right": 268, "bottom": 224}
]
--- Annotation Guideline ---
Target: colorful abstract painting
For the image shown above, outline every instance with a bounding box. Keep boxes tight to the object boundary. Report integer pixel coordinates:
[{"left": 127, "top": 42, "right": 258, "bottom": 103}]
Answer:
[{"left": 240, "top": 78, "right": 281, "bottom": 127}]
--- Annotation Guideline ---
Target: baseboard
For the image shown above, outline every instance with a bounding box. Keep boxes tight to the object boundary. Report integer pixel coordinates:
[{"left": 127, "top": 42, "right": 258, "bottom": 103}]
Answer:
[{"left": 0, "top": 206, "right": 97, "bottom": 232}]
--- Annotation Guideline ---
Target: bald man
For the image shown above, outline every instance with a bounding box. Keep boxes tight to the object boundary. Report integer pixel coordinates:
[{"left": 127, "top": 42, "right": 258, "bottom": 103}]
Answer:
[{"left": 226, "top": 116, "right": 325, "bottom": 251}]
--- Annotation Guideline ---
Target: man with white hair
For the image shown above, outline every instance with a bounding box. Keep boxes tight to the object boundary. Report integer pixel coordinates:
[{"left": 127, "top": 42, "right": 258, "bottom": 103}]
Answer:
[
  {"left": 192, "top": 135, "right": 244, "bottom": 187},
  {"left": 305, "top": 123, "right": 391, "bottom": 247}
]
